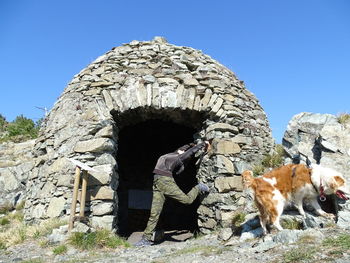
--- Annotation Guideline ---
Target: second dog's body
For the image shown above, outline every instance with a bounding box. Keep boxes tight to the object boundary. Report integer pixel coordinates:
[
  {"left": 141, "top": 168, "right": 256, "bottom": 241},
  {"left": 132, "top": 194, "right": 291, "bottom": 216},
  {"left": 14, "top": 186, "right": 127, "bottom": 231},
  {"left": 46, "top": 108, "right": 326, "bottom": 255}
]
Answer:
[{"left": 242, "top": 164, "right": 349, "bottom": 234}]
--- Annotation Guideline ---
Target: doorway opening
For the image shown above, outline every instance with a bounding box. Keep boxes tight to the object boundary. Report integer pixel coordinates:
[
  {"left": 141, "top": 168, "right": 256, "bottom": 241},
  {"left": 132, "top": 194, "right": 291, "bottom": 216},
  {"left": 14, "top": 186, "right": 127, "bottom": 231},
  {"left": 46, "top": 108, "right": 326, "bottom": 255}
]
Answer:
[{"left": 116, "top": 118, "right": 203, "bottom": 237}]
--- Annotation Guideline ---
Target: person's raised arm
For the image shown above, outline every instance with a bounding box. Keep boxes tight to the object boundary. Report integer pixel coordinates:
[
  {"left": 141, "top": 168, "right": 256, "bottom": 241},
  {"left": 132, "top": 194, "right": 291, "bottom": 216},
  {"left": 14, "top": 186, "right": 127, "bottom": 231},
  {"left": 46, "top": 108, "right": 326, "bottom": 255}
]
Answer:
[{"left": 179, "top": 141, "right": 209, "bottom": 162}]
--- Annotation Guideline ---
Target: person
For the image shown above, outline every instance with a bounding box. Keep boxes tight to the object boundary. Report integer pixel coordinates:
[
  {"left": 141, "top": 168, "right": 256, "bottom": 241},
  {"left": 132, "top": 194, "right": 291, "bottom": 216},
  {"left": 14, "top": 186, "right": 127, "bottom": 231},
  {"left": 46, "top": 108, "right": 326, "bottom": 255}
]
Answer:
[{"left": 135, "top": 141, "right": 211, "bottom": 247}]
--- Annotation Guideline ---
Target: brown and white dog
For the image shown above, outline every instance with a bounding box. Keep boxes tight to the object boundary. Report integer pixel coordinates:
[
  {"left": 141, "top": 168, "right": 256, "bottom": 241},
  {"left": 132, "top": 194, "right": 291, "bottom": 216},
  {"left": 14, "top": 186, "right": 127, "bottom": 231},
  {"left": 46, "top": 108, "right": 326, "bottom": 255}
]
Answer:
[{"left": 242, "top": 164, "right": 349, "bottom": 235}]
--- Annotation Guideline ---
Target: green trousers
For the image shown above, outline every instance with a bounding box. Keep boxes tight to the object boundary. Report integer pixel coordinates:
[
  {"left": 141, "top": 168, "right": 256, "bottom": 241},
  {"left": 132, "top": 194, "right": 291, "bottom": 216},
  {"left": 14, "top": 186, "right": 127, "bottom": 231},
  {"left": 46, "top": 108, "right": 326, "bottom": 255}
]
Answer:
[{"left": 143, "top": 175, "right": 200, "bottom": 241}]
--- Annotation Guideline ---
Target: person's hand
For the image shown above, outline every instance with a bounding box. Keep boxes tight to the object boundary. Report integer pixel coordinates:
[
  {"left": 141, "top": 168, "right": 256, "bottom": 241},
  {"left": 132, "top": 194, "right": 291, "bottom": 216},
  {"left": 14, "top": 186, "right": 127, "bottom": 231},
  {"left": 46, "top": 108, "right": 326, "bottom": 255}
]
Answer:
[{"left": 204, "top": 140, "right": 211, "bottom": 152}]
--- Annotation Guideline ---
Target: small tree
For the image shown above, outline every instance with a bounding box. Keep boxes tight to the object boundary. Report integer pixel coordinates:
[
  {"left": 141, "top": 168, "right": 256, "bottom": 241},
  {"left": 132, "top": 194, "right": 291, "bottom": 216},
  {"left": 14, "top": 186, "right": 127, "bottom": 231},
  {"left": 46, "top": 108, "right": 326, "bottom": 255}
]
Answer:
[
  {"left": 0, "top": 114, "right": 7, "bottom": 132},
  {"left": 6, "top": 115, "right": 38, "bottom": 139}
]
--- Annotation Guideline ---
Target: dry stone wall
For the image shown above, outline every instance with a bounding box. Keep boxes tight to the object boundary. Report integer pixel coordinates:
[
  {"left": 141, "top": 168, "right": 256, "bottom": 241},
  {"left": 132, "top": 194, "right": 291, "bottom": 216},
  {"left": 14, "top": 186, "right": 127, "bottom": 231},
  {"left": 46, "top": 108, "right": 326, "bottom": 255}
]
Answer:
[
  {"left": 23, "top": 37, "right": 274, "bottom": 232},
  {"left": 0, "top": 140, "right": 35, "bottom": 209}
]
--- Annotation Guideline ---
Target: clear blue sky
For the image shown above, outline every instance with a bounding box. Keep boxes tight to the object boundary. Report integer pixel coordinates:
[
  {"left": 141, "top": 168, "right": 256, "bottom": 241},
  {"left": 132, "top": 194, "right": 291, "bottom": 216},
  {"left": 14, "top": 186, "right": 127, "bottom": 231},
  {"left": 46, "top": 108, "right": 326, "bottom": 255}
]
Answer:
[{"left": 1, "top": 0, "right": 349, "bottom": 143}]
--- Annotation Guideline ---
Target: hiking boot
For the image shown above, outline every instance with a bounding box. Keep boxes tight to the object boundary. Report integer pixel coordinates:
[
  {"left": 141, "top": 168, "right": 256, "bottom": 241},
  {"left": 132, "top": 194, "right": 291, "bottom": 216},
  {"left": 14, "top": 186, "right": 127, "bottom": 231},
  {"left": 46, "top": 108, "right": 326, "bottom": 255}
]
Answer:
[
  {"left": 134, "top": 237, "right": 154, "bottom": 247},
  {"left": 197, "top": 183, "right": 209, "bottom": 193}
]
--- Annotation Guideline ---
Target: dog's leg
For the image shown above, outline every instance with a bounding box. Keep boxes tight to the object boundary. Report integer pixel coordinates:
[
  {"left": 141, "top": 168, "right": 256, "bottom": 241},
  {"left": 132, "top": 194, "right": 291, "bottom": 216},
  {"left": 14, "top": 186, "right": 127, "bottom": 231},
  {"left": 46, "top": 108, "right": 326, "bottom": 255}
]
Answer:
[
  {"left": 270, "top": 200, "right": 284, "bottom": 231},
  {"left": 309, "top": 199, "right": 335, "bottom": 219},
  {"left": 256, "top": 202, "right": 268, "bottom": 235},
  {"left": 259, "top": 216, "right": 268, "bottom": 235},
  {"left": 294, "top": 196, "right": 306, "bottom": 218}
]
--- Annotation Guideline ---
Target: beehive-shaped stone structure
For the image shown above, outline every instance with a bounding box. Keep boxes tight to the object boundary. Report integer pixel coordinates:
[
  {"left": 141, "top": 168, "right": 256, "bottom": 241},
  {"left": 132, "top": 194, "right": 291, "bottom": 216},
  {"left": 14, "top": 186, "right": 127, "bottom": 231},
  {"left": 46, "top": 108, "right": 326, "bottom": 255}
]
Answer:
[{"left": 25, "top": 37, "right": 274, "bottom": 235}]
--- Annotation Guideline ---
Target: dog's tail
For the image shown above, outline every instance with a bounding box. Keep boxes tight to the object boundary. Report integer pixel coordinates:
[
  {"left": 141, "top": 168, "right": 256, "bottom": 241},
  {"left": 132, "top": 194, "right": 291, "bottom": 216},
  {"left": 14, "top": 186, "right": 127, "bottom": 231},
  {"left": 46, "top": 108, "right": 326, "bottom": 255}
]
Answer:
[{"left": 242, "top": 170, "right": 255, "bottom": 188}]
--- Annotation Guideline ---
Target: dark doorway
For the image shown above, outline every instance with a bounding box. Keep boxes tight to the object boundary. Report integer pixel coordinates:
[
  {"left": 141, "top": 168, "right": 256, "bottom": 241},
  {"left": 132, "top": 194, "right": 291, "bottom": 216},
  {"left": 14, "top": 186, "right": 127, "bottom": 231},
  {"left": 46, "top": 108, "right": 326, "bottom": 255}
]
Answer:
[{"left": 116, "top": 119, "right": 201, "bottom": 237}]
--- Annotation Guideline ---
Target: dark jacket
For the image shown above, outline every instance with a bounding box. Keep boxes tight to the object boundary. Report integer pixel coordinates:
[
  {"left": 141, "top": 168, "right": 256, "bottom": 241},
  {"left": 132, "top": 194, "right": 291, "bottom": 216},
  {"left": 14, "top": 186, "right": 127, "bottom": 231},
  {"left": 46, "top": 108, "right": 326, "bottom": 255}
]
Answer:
[{"left": 153, "top": 143, "right": 206, "bottom": 177}]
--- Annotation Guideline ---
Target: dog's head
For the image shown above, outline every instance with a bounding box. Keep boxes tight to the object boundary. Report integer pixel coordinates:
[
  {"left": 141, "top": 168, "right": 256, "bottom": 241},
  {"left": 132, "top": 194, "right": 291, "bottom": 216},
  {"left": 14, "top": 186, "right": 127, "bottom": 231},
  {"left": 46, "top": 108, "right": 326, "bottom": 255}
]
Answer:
[
  {"left": 323, "top": 173, "right": 349, "bottom": 200},
  {"left": 331, "top": 175, "right": 349, "bottom": 200},
  {"left": 241, "top": 170, "right": 254, "bottom": 188}
]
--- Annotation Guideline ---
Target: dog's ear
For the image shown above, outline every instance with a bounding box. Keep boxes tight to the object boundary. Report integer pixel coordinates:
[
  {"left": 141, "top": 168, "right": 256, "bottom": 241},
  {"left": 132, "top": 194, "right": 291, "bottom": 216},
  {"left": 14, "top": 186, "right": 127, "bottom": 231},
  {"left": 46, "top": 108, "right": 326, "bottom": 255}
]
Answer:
[{"left": 334, "top": 176, "right": 345, "bottom": 187}]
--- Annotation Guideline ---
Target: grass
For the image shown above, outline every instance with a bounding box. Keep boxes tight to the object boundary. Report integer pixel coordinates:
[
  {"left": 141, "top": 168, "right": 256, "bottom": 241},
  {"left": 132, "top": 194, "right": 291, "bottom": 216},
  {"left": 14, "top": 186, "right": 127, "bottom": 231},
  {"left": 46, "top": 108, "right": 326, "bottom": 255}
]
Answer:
[
  {"left": 252, "top": 144, "right": 286, "bottom": 176},
  {"left": 337, "top": 113, "right": 350, "bottom": 124},
  {"left": 53, "top": 244, "right": 67, "bottom": 255},
  {"left": 0, "top": 217, "right": 10, "bottom": 226},
  {"left": 20, "top": 260, "right": 44, "bottom": 263},
  {"left": 281, "top": 218, "right": 303, "bottom": 230},
  {"left": 0, "top": 240, "right": 5, "bottom": 250},
  {"left": 171, "top": 245, "right": 225, "bottom": 257},
  {"left": 15, "top": 201, "right": 25, "bottom": 210},
  {"left": 283, "top": 247, "right": 317, "bottom": 263},
  {"left": 252, "top": 164, "right": 265, "bottom": 177},
  {"left": 261, "top": 144, "right": 285, "bottom": 169},
  {"left": 69, "top": 229, "right": 130, "bottom": 250},
  {"left": 281, "top": 233, "right": 350, "bottom": 262},
  {"left": 0, "top": 217, "right": 66, "bottom": 248},
  {"left": 0, "top": 202, "right": 13, "bottom": 215},
  {"left": 323, "top": 234, "right": 350, "bottom": 251},
  {"left": 232, "top": 212, "right": 246, "bottom": 227}
]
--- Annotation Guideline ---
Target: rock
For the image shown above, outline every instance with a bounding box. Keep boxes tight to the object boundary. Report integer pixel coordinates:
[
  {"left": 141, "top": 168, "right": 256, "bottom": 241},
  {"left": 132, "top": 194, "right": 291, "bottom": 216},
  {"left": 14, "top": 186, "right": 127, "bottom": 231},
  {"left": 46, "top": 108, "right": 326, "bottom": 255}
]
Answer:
[
  {"left": 74, "top": 138, "right": 116, "bottom": 153},
  {"left": 282, "top": 112, "right": 350, "bottom": 176},
  {"left": 47, "top": 197, "right": 66, "bottom": 218},
  {"left": 214, "top": 176, "right": 243, "bottom": 193},
  {"left": 91, "top": 202, "right": 114, "bottom": 216},
  {"left": 211, "top": 139, "right": 241, "bottom": 155},
  {"left": 218, "top": 228, "right": 233, "bottom": 241},
  {"left": 90, "top": 215, "right": 115, "bottom": 230},
  {"left": 71, "top": 222, "right": 90, "bottom": 233}
]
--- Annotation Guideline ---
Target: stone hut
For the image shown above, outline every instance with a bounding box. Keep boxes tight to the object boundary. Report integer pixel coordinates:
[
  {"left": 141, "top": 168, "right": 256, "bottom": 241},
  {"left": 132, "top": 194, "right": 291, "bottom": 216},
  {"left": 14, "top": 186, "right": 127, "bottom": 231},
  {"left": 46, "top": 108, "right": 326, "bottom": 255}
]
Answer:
[{"left": 25, "top": 37, "right": 274, "bottom": 235}]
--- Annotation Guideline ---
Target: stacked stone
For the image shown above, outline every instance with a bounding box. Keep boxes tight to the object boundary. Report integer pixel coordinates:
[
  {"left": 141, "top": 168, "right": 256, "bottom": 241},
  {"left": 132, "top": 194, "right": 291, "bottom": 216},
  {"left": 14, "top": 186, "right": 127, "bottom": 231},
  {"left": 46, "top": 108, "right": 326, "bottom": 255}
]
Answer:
[
  {"left": 0, "top": 139, "right": 35, "bottom": 209},
  {"left": 24, "top": 37, "right": 274, "bottom": 231}
]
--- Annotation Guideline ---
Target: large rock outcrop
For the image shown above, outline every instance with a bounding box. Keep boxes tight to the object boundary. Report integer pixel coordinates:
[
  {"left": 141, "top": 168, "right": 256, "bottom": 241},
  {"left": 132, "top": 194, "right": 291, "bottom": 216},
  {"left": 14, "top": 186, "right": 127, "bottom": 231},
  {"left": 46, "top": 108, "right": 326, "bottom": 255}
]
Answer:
[
  {"left": 282, "top": 112, "right": 350, "bottom": 229},
  {"left": 22, "top": 37, "right": 274, "bottom": 232},
  {"left": 282, "top": 112, "right": 350, "bottom": 175}
]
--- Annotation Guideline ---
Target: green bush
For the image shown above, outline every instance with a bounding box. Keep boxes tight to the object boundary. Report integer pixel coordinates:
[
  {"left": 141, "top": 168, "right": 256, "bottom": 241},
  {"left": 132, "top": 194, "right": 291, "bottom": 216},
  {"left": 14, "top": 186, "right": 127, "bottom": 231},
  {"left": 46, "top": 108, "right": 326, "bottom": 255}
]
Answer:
[
  {"left": 337, "top": 113, "right": 350, "bottom": 125},
  {"left": 0, "top": 114, "right": 41, "bottom": 143},
  {"left": 0, "top": 114, "right": 7, "bottom": 132},
  {"left": 7, "top": 115, "right": 38, "bottom": 138}
]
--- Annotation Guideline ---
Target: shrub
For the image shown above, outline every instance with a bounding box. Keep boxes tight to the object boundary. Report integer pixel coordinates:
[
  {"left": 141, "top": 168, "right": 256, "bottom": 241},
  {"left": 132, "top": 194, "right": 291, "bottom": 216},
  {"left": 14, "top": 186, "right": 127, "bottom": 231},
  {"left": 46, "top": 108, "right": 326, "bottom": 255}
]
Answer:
[
  {"left": 7, "top": 115, "right": 38, "bottom": 138},
  {"left": 0, "top": 114, "right": 41, "bottom": 143},
  {"left": 0, "top": 114, "right": 7, "bottom": 132},
  {"left": 337, "top": 113, "right": 350, "bottom": 125}
]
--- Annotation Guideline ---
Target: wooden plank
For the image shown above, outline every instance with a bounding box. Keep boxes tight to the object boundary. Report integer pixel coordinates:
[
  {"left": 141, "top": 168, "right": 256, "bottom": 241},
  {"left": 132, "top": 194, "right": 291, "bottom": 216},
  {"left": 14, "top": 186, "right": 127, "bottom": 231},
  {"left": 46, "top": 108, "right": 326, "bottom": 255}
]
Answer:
[{"left": 68, "top": 166, "right": 81, "bottom": 231}]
